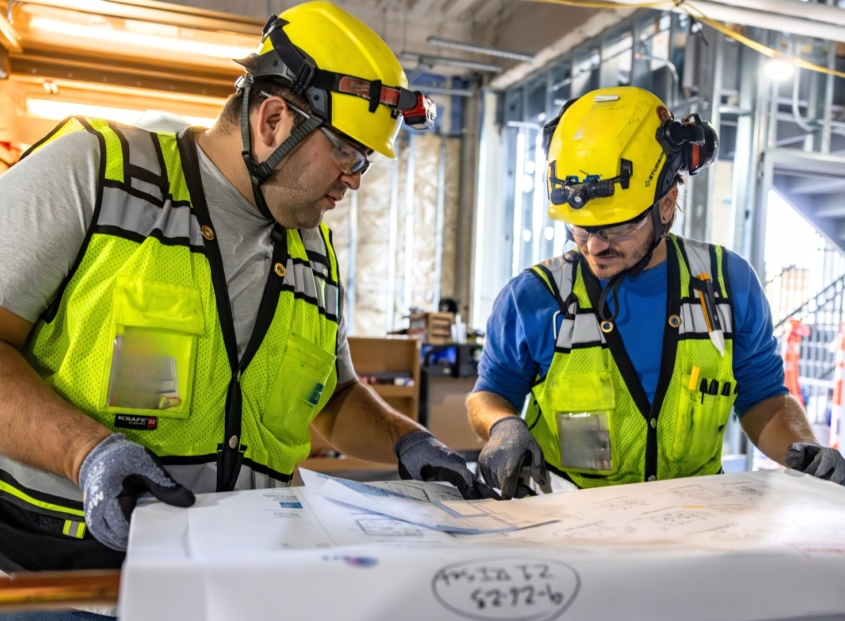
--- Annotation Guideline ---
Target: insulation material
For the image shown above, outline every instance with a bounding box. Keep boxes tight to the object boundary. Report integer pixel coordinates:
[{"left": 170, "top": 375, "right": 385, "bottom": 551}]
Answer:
[
  {"left": 440, "top": 138, "right": 461, "bottom": 301},
  {"left": 323, "top": 132, "right": 461, "bottom": 336},
  {"left": 348, "top": 152, "right": 394, "bottom": 336}
]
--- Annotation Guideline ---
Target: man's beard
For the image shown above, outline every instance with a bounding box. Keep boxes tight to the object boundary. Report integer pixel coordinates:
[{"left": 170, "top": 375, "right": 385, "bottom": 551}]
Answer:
[{"left": 584, "top": 232, "right": 655, "bottom": 280}]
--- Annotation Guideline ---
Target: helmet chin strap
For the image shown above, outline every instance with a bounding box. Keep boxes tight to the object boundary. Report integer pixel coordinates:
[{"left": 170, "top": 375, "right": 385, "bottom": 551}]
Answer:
[
  {"left": 596, "top": 203, "right": 664, "bottom": 328},
  {"left": 238, "top": 74, "right": 324, "bottom": 222}
]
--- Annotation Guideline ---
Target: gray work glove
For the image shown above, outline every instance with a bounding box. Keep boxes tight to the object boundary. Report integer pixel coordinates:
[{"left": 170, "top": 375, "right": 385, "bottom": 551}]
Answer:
[
  {"left": 78, "top": 434, "right": 195, "bottom": 551},
  {"left": 395, "top": 431, "right": 499, "bottom": 500},
  {"left": 478, "top": 416, "right": 548, "bottom": 500},
  {"left": 784, "top": 442, "right": 845, "bottom": 486}
]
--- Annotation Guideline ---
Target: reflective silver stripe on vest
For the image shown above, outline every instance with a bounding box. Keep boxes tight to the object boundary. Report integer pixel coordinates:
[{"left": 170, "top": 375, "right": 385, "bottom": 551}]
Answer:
[
  {"left": 98, "top": 187, "right": 204, "bottom": 247},
  {"left": 300, "top": 228, "right": 332, "bottom": 279},
  {"left": 556, "top": 313, "right": 607, "bottom": 350},
  {"left": 537, "top": 254, "right": 576, "bottom": 303},
  {"left": 283, "top": 259, "right": 340, "bottom": 318},
  {"left": 129, "top": 177, "right": 164, "bottom": 202},
  {"left": 679, "top": 301, "right": 734, "bottom": 336},
  {"left": 121, "top": 126, "right": 162, "bottom": 177},
  {"left": 0, "top": 455, "right": 82, "bottom": 504},
  {"left": 166, "top": 462, "right": 289, "bottom": 493},
  {"left": 683, "top": 238, "right": 713, "bottom": 280}
]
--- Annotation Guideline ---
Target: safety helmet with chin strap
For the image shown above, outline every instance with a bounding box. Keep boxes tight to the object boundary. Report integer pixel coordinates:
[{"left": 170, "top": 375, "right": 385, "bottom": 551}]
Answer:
[
  {"left": 233, "top": 1, "right": 436, "bottom": 219},
  {"left": 541, "top": 86, "right": 718, "bottom": 328}
]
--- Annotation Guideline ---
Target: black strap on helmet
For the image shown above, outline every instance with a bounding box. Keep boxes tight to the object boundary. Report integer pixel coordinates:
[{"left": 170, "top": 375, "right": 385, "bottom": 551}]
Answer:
[
  {"left": 257, "top": 16, "right": 434, "bottom": 125},
  {"left": 237, "top": 73, "right": 323, "bottom": 220}
]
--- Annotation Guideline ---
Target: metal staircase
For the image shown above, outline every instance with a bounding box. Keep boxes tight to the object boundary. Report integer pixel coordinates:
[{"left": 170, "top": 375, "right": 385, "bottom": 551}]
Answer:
[{"left": 772, "top": 272, "right": 845, "bottom": 383}]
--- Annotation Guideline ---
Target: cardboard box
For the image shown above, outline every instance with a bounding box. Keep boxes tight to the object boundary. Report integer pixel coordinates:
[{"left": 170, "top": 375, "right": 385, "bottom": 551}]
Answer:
[{"left": 408, "top": 312, "right": 454, "bottom": 345}]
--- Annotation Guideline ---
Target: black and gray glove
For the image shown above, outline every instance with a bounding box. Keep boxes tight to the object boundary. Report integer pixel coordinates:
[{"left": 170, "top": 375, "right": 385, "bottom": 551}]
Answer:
[
  {"left": 784, "top": 442, "right": 845, "bottom": 486},
  {"left": 395, "top": 430, "right": 499, "bottom": 500},
  {"left": 478, "top": 416, "right": 548, "bottom": 500},
  {"left": 79, "top": 434, "right": 195, "bottom": 550}
]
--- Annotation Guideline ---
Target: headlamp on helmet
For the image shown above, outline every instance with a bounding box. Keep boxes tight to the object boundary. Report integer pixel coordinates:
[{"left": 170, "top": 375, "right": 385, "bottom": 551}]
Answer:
[{"left": 548, "top": 159, "right": 633, "bottom": 209}]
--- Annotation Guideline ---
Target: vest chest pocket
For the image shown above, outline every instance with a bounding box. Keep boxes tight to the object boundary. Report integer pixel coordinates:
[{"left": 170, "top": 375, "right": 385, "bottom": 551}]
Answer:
[
  {"left": 549, "top": 371, "right": 617, "bottom": 475},
  {"left": 102, "top": 276, "right": 204, "bottom": 419},
  {"left": 263, "top": 333, "right": 337, "bottom": 445},
  {"left": 670, "top": 375, "right": 737, "bottom": 463}
]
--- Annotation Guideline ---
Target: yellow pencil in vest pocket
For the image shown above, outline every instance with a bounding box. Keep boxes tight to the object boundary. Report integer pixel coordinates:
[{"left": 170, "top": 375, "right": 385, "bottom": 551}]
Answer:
[{"left": 688, "top": 366, "right": 701, "bottom": 391}]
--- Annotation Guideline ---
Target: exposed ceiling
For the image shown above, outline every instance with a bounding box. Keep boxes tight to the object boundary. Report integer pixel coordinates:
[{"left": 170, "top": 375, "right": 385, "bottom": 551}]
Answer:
[{"left": 164, "top": 0, "right": 601, "bottom": 79}]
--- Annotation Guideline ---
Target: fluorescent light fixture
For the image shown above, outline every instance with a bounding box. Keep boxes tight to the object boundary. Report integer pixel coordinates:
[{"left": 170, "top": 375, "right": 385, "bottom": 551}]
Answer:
[
  {"left": 401, "top": 51, "right": 502, "bottom": 74},
  {"left": 426, "top": 36, "right": 534, "bottom": 63},
  {"left": 764, "top": 59, "right": 795, "bottom": 81},
  {"left": 29, "top": 17, "right": 255, "bottom": 59},
  {"left": 26, "top": 98, "right": 216, "bottom": 128}
]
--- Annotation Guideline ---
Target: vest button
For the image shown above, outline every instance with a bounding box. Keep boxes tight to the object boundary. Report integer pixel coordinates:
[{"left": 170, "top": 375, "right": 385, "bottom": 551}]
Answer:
[
  {"left": 274, "top": 262, "right": 286, "bottom": 278},
  {"left": 648, "top": 475, "right": 657, "bottom": 482},
  {"left": 228, "top": 435, "right": 239, "bottom": 449},
  {"left": 201, "top": 225, "right": 215, "bottom": 241},
  {"left": 650, "top": 418, "right": 657, "bottom": 429}
]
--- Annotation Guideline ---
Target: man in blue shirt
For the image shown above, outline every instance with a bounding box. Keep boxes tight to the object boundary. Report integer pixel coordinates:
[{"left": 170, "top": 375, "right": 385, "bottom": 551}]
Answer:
[{"left": 468, "top": 86, "right": 845, "bottom": 498}]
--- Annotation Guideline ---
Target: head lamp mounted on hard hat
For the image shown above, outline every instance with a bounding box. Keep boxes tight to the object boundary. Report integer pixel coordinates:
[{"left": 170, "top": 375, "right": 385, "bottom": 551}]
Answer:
[
  {"left": 547, "top": 159, "right": 633, "bottom": 209},
  {"left": 237, "top": 15, "right": 436, "bottom": 131}
]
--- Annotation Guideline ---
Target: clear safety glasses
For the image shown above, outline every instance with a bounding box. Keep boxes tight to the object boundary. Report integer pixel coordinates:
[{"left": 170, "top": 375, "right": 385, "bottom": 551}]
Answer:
[
  {"left": 567, "top": 207, "right": 652, "bottom": 243},
  {"left": 263, "top": 93, "right": 372, "bottom": 176}
]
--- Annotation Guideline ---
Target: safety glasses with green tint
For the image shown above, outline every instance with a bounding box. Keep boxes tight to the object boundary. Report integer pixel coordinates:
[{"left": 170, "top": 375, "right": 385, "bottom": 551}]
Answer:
[
  {"left": 265, "top": 93, "right": 372, "bottom": 176},
  {"left": 567, "top": 206, "right": 652, "bottom": 243}
]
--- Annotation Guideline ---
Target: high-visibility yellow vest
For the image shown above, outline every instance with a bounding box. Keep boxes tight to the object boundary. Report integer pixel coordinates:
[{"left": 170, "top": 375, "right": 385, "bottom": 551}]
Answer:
[
  {"left": 0, "top": 117, "right": 340, "bottom": 535},
  {"left": 526, "top": 235, "right": 737, "bottom": 488}
]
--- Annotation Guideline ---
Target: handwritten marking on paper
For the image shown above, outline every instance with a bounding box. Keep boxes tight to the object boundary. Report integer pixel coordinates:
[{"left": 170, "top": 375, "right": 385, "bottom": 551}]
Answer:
[{"left": 432, "top": 557, "right": 580, "bottom": 620}]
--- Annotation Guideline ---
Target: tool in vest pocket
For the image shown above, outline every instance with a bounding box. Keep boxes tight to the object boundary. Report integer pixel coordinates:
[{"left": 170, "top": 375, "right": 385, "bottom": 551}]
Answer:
[
  {"left": 694, "top": 273, "right": 725, "bottom": 357},
  {"left": 688, "top": 366, "right": 701, "bottom": 391}
]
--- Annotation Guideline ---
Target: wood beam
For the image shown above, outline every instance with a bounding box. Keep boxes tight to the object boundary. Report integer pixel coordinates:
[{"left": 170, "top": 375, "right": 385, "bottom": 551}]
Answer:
[{"left": 0, "top": 12, "right": 21, "bottom": 53}]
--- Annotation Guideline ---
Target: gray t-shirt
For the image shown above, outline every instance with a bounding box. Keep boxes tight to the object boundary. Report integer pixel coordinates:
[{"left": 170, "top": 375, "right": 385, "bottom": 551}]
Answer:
[{"left": 0, "top": 129, "right": 354, "bottom": 382}]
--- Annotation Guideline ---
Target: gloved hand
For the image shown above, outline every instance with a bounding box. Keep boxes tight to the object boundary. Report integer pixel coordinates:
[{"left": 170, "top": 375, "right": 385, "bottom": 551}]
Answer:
[
  {"left": 78, "top": 434, "right": 195, "bottom": 550},
  {"left": 478, "top": 416, "right": 548, "bottom": 500},
  {"left": 395, "top": 431, "right": 499, "bottom": 500},
  {"left": 784, "top": 442, "right": 845, "bottom": 486}
]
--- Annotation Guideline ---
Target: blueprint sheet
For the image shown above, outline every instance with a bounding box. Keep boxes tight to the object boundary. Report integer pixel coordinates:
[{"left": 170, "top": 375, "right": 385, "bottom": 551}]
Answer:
[
  {"left": 120, "top": 469, "right": 845, "bottom": 621},
  {"left": 300, "top": 469, "right": 556, "bottom": 534}
]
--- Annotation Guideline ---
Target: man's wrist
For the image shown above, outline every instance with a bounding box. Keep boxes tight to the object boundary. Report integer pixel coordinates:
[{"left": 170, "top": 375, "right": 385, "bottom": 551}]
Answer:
[
  {"left": 68, "top": 428, "right": 113, "bottom": 485},
  {"left": 488, "top": 414, "right": 524, "bottom": 437}
]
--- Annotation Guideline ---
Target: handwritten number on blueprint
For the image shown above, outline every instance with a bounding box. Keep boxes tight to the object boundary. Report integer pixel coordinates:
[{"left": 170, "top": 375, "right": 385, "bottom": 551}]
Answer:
[{"left": 432, "top": 557, "right": 581, "bottom": 621}]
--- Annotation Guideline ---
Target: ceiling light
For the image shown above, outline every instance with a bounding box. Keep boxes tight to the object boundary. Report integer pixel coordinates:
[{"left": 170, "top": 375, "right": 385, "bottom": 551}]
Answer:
[
  {"left": 426, "top": 37, "right": 534, "bottom": 63},
  {"left": 401, "top": 51, "right": 502, "bottom": 73},
  {"left": 764, "top": 59, "right": 795, "bottom": 81},
  {"left": 26, "top": 99, "right": 216, "bottom": 128},
  {"left": 29, "top": 17, "right": 255, "bottom": 59}
]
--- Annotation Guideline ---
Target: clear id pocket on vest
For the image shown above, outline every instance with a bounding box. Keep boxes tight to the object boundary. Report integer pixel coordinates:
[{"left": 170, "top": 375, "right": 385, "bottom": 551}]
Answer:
[
  {"left": 670, "top": 374, "right": 737, "bottom": 463},
  {"left": 102, "top": 276, "right": 204, "bottom": 419},
  {"left": 551, "top": 372, "right": 617, "bottom": 475},
  {"left": 263, "top": 333, "right": 337, "bottom": 445}
]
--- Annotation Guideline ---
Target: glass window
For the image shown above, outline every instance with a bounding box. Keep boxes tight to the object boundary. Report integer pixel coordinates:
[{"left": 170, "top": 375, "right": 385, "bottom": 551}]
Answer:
[
  {"left": 572, "top": 47, "right": 600, "bottom": 97},
  {"left": 601, "top": 29, "right": 633, "bottom": 87}
]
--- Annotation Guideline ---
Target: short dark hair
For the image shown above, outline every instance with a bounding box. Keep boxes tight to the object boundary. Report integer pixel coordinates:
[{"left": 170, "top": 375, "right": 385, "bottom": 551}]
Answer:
[{"left": 218, "top": 78, "right": 312, "bottom": 131}]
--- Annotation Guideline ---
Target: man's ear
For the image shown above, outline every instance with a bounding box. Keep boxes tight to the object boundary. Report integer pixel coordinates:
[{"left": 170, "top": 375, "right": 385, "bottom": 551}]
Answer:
[
  {"left": 254, "top": 96, "right": 295, "bottom": 149},
  {"left": 660, "top": 185, "right": 679, "bottom": 224}
]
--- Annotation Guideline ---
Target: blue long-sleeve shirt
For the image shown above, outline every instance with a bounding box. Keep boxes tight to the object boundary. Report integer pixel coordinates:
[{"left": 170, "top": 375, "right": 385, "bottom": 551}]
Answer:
[{"left": 474, "top": 248, "right": 787, "bottom": 418}]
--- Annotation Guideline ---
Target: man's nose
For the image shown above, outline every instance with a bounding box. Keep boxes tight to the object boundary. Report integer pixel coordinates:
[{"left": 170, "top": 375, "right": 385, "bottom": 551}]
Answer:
[
  {"left": 587, "top": 233, "right": 610, "bottom": 255},
  {"left": 341, "top": 171, "right": 361, "bottom": 191}
]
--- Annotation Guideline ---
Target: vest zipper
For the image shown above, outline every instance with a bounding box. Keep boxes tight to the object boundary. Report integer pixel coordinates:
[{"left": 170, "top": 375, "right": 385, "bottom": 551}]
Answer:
[
  {"left": 579, "top": 243, "right": 682, "bottom": 483},
  {"left": 177, "top": 131, "right": 290, "bottom": 492}
]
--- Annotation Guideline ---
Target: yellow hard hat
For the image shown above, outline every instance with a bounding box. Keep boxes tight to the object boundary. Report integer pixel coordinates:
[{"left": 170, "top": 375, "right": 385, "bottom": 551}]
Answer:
[
  {"left": 235, "top": 1, "right": 435, "bottom": 158},
  {"left": 542, "top": 86, "right": 718, "bottom": 228}
]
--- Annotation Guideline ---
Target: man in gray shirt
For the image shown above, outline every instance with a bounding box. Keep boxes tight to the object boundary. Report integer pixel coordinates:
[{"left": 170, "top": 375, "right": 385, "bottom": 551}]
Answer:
[{"left": 0, "top": 3, "right": 486, "bottom": 590}]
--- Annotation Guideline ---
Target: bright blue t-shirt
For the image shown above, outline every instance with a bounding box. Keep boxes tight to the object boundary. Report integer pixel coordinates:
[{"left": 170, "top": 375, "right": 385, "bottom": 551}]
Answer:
[{"left": 474, "top": 249, "right": 788, "bottom": 418}]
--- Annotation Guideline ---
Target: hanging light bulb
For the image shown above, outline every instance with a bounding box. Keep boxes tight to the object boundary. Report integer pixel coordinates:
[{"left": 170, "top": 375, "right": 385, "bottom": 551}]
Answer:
[{"left": 764, "top": 60, "right": 795, "bottom": 81}]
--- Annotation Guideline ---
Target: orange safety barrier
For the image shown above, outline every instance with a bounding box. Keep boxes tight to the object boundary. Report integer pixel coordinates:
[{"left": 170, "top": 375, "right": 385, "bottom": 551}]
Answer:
[{"left": 783, "top": 319, "right": 810, "bottom": 408}]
